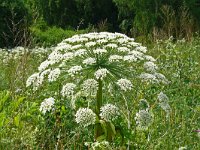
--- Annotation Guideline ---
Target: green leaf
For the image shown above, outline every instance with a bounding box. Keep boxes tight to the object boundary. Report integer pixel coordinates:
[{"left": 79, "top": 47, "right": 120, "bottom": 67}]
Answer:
[{"left": 14, "top": 115, "right": 20, "bottom": 127}]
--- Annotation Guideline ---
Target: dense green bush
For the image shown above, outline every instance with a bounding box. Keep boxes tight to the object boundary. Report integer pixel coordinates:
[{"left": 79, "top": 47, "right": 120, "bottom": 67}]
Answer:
[{"left": 30, "top": 22, "right": 87, "bottom": 47}]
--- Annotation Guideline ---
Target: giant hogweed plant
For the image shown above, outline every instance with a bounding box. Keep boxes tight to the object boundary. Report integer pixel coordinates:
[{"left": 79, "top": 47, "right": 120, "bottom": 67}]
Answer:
[{"left": 26, "top": 32, "right": 169, "bottom": 148}]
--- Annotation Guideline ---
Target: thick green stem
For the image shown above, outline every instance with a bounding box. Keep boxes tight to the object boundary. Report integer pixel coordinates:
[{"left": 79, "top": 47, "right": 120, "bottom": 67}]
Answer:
[{"left": 94, "top": 79, "right": 103, "bottom": 140}]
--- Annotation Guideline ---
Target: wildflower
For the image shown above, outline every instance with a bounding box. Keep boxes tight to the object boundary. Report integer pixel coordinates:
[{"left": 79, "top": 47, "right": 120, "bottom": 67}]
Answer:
[
  {"left": 178, "top": 146, "right": 187, "bottom": 150},
  {"left": 61, "top": 83, "right": 76, "bottom": 97},
  {"left": 139, "top": 73, "right": 158, "bottom": 83},
  {"left": 75, "top": 108, "right": 96, "bottom": 127},
  {"left": 38, "top": 60, "right": 51, "bottom": 71},
  {"left": 39, "top": 97, "right": 55, "bottom": 114},
  {"left": 116, "top": 78, "right": 133, "bottom": 91},
  {"left": 94, "top": 68, "right": 109, "bottom": 80},
  {"left": 85, "top": 42, "right": 96, "bottom": 47},
  {"left": 93, "top": 48, "right": 107, "bottom": 55},
  {"left": 62, "top": 52, "right": 74, "bottom": 60},
  {"left": 118, "top": 47, "right": 130, "bottom": 53},
  {"left": 158, "top": 92, "right": 171, "bottom": 115},
  {"left": 105, "top": 43, "right": 118, "bottom": 48},
  {"left": 135, "top": 109, "right": 153, "bottom": 130},
  {"left": 109, "top": 55, "right": 123, "bottom": 62},
  {"left": 144, "top": 61, "right": 158, "bottom": 73},
  {"left": 81, "top": 79, "right": 98, "bottom": 97},
  {"left": 48, "top": 68, "right": 61, "bottom": 82},
  {"left": 68, "top": 65, "right": 82, "bottom": 76},
  {"left": 124, "top": 55, "right": 137, "bottom": 62},
  {"left": 100, "top": 104, "right": 119, "bottom": 121},
  {"left": 74, "top": 49, "right": 87, "bottom": 57},
  {"left": 83, "top": 57, "right": 96, "bottom": 65}
]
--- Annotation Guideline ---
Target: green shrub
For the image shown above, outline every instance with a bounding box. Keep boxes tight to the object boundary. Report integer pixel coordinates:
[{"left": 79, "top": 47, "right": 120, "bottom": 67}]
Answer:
[{"left": 30, "top": 23, "right": 87, "bottom": 47}]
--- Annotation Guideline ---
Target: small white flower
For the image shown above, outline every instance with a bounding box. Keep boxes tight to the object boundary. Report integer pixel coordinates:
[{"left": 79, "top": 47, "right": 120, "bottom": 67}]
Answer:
[
  {"left": 105, "top": 43, "right": 118, "bottom": 48},
  {"left": 68, "top": 65, "right": 82, "bottom": 76},
  {"left": 48, "top": 50, "right": 63, "bottom": 63},
  {"left": 38, "top": 60, "right": 51, "bottom": 71},
  {"left": 100, "top": 104, "right": 119, "bottom": 121},
  {"left": 109, "top": 55, "right": 123, "bottom": 62},
  {"left": 93, "top": 48, "right": 107, "bottom": 55},
  {"left": 71, "top": 44, "right": 82, "bottom": 50},
  {"left": 178, "top": 146, "right": 187, "bottom": 150},
  {"left": 158, "top": 92, "right": 171, "bottom": 116},
  {"left": 94, "top": 68, "right": 109, "bottom": 80},
  {"left": 123, "top": 55, "right": 137, "bottom": 62},
  {"left": 75, "top": 108, "right": 96, "bottom": 127},
  {"left": 62, "top": 52, "right": 74, "bottom": 60},
  {"left": 116, "top": 78, "right": 133, "bottom": 91},
  {"left": 39, "top": 97, "right": 55, "bottom": 114},
  {"left": 118, "top": 47, "right": 130, "bottom": 53},
  {"left": 48, "top": 68, "right": 61, "bottom": 82},
  {"left": 135, "top": 109, "right": 152, "bottom": 130},
  {"left": 82, "top": 79, "right": 98, "bottom": 97},
  {"left": 139, "top": 73, "right": 158, "bottom": 83},
  {"left": 85, "top": 42, "right": 96, "bottom": 47},
  {"left": 83, "top": 57, "right": 96, "bottom": 65},
  {"left": 135, "top": 46, "right": 147, "bottom": 53},
  {"left": 74, "top": 49, "right": 87, "bottom": 57},
  {"left": 154, "top": 73, "right": 169, "bottom": 84},
  {"left": 145, "top": 55, "right": 156, "bottom": 62},
  {"left": 144, "top": 61, "right": 158, "bottom": 73},
  {"left": 26, "top": 73, "right": 39, "bottom": 87},
  {"left": 61, "top": 83, "right": 76, "bottom": 97}
]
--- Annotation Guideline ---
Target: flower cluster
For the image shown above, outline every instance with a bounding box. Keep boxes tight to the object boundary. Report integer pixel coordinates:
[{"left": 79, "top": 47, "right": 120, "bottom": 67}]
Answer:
[
  {"left": 116, "top": 78, "right": 133, "bottom": 91},
  {"left": 100, "top": 104, "right": 119, "bottom": 122},
  {"left": 94, "top": 68, "right": 109, "bottom": 80},
  {"left": 75, "top": 108, "right": 96, "bottom": 127},
  {"left": 61, "top": 83, "right": 76, "bottom": 97},
  {"left": 158, "top": 92, "right": 171, "bottom": 116},
  {"left": 135, "top": 109, "right": 153, "bottom": 130},
  {"left": 39, "top": 97, "right": 55, "bottom": 114},
  {"left": 81, "top": 79, "right": 98, "bottom": 97}
]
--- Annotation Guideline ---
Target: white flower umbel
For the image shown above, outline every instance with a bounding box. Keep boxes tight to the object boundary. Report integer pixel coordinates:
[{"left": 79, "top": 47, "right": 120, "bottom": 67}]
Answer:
[
  {"left": 82, "top": 79, "right": 98, "bottom": 97},
  {"left": 61, "top": 83, "right": 76, "bottom": 97},
  {"left": 68, "top": 65, "right": 82, "bottom": 76},
  {"left": 158, "top": 92, "right": 171, "bottom": 115},
  {"left": 26, "top": 73, "right": 43, "bottom": 90},
  {"left": 26, "top": 73, "right": 39, "bottom": 87},
  {"left": 116, "top": 78, "right": 133, "bottom": 91},
  {"left": 135, "top": 109, "right": 153, "bottom": 130},
  {"left": 48, "top": 68, "right": 61, "bottom": 82},
  {"left": 74, "top": 49, "right": 87, "bottom": 57},
  {"left": 39, "top": 97, "right": 55, "bottom": 114},
  {"left": 94, "top": 68, "right": 109, "bottom": 80},
  {"left": 108, "top": 55, "right": 123, "bottom": 62},
  {"left": 93, "top": 48, "right": 107, "bottom": 55},
  {"left": 100, "top": 104, "right": 119, "bottom": 122},
  {"left": 38, "top": 60, "right": 51, "bottom": 71},
  {"left": 139, "top": 73, "right": 158, "bottom": 83},
  {"left": 83, "top": 57, "right": 96, "bottom": 65},
  {"left": 144, "top": 61, "right": 158, "bottom": 73},
  {"left": 75, "top": 108, "right": 96, "bottom": 127},
  {"left": 118, "top": 47, "right": 130, "bottom": 53}
]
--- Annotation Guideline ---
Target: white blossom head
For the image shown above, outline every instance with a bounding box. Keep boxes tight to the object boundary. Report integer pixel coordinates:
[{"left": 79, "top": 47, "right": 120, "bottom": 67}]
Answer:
[
  {"left": 158, "top": 92, "right": 171, "bottom": 116},
  {"left": 144, "top": 61, "right": 158, "bottom": 73},
  {"left": 81, "top": 79, "right": 98, "bottom": 97},
  {"left": 100, "top": 104, "right": 119, "bottom": 122},
  {"left": 94, "top": 68, "right": 109, "bottom": 80},
  {"left": 75, "top": 108, "right": 96, "bottom": 127},
  {"left": 39, "top": 97, "right": 55, "bottom": 114},
  {"left": 116, "top": 78, "right": 133, "bottom": 91},
  {"left": 61, "top": 83, "right": 76, "bottom": 97},
  {"left": 135, "top": 109, "right": 153, "bottom": 130}
]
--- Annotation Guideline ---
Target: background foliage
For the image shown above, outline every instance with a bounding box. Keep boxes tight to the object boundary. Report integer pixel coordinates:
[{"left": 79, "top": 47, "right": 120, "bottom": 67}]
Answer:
[{"left": 0, "top": 0, "right": 200, "bottom": 47}]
